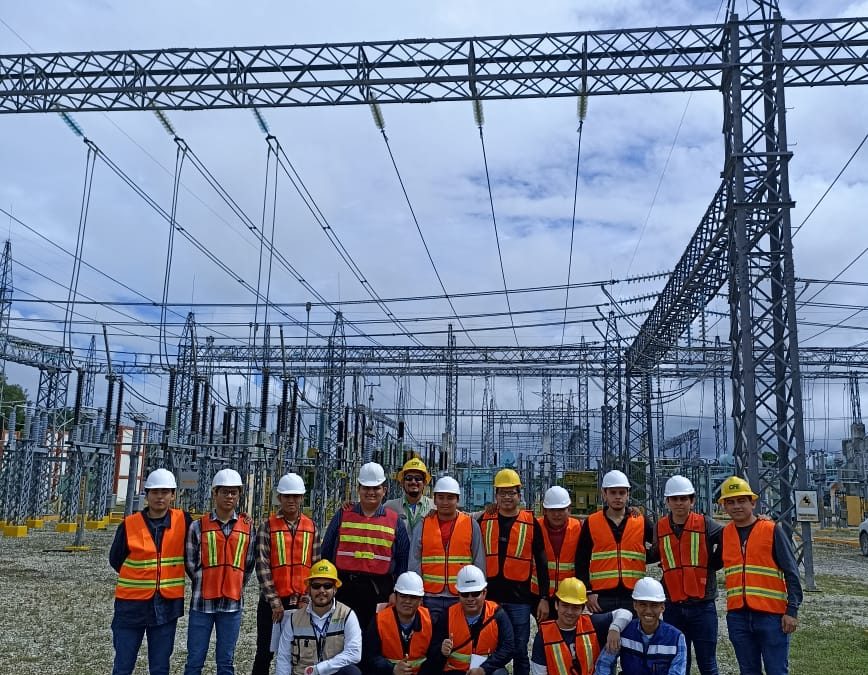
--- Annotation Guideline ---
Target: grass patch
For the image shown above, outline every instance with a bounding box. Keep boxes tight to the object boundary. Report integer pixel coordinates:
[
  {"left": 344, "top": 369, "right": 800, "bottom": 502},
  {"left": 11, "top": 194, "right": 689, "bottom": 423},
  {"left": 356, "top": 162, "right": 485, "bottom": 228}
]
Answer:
[
  {"left": 790, "top": 622, "right": 868, "bottom": 674},
  {"left": 814, "top": 574, "right": 868, "bottom": 597}
]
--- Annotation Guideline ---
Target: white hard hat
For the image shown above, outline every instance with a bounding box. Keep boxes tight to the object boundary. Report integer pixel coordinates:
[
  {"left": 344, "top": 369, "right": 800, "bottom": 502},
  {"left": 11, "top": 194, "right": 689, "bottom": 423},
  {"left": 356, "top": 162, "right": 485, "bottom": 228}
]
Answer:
[
  {"left": 394, "top": 571, "right": 425, "bottom": 597},
  {"left": 358, "top": 462, "right": 387, "bottom": 487},
  {"left": 212, "top": 468, "right": 243, "bottom": 489},
  {"left": 543, "top": 486, "right": 572, "bottom": 509},
  {"left": 632, "top": 577, "right": 667, "bottom": 602},
  {"left": 276, "top": 473, "right": 306, "bottom": 495},
  {"left": 601, "top": 470, "right": 631, "bottom": 489},
  {"left": 144, "top": 468, "right": 177, "bottom": 490},
  {"left": 455, "top": 565, "right": 487, "bottom": 593},
  {"left": 433, "top": 476, "right": 461, "bottom": 495},
  {"left": 664, "top": 475, "right": 695, "bottom": 497}
]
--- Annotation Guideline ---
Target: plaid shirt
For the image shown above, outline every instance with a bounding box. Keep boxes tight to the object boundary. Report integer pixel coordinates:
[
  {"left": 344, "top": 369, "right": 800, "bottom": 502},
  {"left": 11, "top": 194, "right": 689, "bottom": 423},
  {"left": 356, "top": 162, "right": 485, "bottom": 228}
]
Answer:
[
  {"left": 185, "top": 511, "right": 256, "bottom": 613},
  {"left": 255, "top": 512, "right": 321, "bottom": 610}
]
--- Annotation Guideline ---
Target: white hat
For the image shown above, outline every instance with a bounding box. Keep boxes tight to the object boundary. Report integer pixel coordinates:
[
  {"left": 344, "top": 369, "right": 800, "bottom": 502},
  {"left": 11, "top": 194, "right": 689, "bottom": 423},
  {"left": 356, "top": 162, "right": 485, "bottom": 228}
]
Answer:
[
  {"left": 433, "top": 476, "right": 461, "bottom": 495},
  {"left": 276, "top": 473, "right": 306, "bottom": 495},
  {"left": 543, "top": 486, "right": 572, "bottom": 509},
  {"left": 601, "top": 470, "right": 631, "bottom": 489},
  {"left": 394, "top": 571, "right": 425, "bottom": 597},
  {"left": 664, "top": 475, "right": 695, "bottom": 497},
  {"left": 212, "top": 468, "right": 243, "bottom": 489},
  {"left": 455, "top": 565, "right": 487, "bottom": 593},
  {"left": 144, "top": 468, "right": 177, "bottom": 490},
  {"left": 632, "top": 577, "right": 666, "bottom": 602},
  {"left": 358, "top": 462, "right": 387, "bottom": 487}
]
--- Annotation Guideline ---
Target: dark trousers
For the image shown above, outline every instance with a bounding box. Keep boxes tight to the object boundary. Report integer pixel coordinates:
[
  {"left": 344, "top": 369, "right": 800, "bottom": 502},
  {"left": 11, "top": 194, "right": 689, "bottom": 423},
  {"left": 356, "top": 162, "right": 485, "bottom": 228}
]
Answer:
[
  {"left": 665, "top": 600, "right": 719, "bottom": 675},
  {"left": 335, "top": 572, "right": 392, "bottom": 633},
  {"left": 251, "top": 595, "right": 294, "bottom": 675},
  {"left": 597, "top": 591, "right": 636, "bottom": 615}
]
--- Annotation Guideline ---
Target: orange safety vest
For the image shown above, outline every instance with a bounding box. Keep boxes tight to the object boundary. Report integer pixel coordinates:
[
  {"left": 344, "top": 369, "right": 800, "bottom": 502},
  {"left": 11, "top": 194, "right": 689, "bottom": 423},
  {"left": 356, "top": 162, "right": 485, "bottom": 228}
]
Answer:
[
  {"left": 540, "top": 615, "right": 600, "bottom": 675},
  {"left": 335, "top": 507, "right": 399, "bottom": 575},
  {"left": 270, "top": 513, "right": 317, "bottom": 597},
  {"left": 531, "top": 517, "right": 582, "bottom": 596},
  {"left": 420, "top": 513, "right": 474, "bottom": 595},
  {"left": 481, "top": 510, "right": 535, "bottom": 582},
  {"left": 657, "top": 512, "right": 709, "bottom": 603},
  {"left": 116, "top": 509, "right": 186, "bottom": 600},
  {"left": 587, "top": 510, "right": 646, "bottom": 591},
  {"left": 445, "top": 600, "right": 501, "bottom": 672},
  {"left": 200, "top": 514, "right": 253, "bottom": 601},
  {"left": 376, "top": 605, "right": 433, "bottom": 674},
  {"left": 722, "top": 519, "right": 788, "bottom": 614}
]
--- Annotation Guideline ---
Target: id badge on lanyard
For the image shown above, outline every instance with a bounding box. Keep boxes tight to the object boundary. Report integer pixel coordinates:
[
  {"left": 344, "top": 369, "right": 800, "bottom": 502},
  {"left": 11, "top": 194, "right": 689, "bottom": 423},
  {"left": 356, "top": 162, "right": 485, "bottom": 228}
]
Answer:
[{"left": 313, "top": 615, "right": 332, "bottom": 661}]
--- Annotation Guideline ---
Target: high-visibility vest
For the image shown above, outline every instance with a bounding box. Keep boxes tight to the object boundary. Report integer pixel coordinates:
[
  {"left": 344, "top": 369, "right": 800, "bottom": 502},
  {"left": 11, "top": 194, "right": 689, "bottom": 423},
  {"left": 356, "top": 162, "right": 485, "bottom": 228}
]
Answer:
[
  {"left": 335, "top": 507, "right": 399, "bottom": 575},
  {"left": 539, "top": 616, "right": 600, "bottom": 675},
  {"left": 657, "top": 513, "right": 709, "bottom": 603},
  {"left": 375, "top": 606, "right": 433, "bottom": 674},
  {"left": 270, "top": 514, "right": 317, "bottom": 597},
  {"left": 587, "top": 510, "right": 646, "bottom": 591},
  {"left": 445, "top": 600, "right": 501, "bottom": 672},
  {"left": 200, "top": 514, "right": 253, "bottom": 601},
  {"left": 420, "top": 513, "right": 474, "bottom": 595},
  {"left": 115, "top": 509, "right": 186, "bottom": 600},
  {"left": 722, "top": 519, "right": 788, "bottom": 614},
  {"left": 480, "top": 510, "right": 535, "bottom": 582},
  {"left": 531, "top": 517, "right": 582, "bottom": 596}
]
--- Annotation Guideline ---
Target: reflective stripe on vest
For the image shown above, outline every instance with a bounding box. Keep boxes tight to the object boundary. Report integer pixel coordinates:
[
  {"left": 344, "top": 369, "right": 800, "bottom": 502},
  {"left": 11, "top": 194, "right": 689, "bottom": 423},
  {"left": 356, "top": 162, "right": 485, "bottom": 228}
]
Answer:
[
  {"left": 481, "top": 510, "right": 535, "bottom": 582},
  {"left": 270, "top": 514, "right": 317, "bottom": 597},
  {"left": 540, "top": 615, "right": 599, "bottom": 675},
  {"left": 656, "top": 512, "right": 709, "bottom": 603},
  {"left": 445, "top": 600, "right": 501, "bottom": 672},
  {"left": 200, "top": 514, "right": 253, "bottom": 601},
  {"left": 587, "top": 510, "right": 646, "bottom": 591},
  {"left": 335, "top": 507, "right": 399, "bottom": 575},
  {"left": 531, "top": 516, "right": 582, "bottom": 596},
  {"left": 722, "top": 519, "right": 788, "bottom": 614},
  {"left": 376, "top": 605, "right": 433, "bottom": 674},
  {"left": 420, "top": 513, "right": 474, "bottom": 594},
  {"left": 116, "top": 509, "right": 186, "bottom": 600}
]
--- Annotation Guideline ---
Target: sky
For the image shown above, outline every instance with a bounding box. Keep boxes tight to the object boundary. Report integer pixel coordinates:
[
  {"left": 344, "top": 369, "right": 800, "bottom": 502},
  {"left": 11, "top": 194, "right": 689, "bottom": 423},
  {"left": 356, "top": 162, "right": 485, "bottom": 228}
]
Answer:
[{"left": 1, "top": 0, "right": 867, "bottom": 459}]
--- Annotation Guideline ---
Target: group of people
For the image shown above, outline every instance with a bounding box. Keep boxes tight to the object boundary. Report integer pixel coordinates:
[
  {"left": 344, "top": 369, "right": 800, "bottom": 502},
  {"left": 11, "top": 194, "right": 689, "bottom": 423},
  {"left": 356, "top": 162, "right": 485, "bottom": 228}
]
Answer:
[{"left": 110, "top": 457, "right": 802, "bottom": 675}]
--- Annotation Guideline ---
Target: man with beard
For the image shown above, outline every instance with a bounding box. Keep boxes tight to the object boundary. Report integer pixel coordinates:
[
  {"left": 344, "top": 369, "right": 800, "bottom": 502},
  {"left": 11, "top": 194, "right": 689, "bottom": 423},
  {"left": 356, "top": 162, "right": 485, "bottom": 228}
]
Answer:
[{"left": 385, "top": 457, "right": 435, "bottom": 539}]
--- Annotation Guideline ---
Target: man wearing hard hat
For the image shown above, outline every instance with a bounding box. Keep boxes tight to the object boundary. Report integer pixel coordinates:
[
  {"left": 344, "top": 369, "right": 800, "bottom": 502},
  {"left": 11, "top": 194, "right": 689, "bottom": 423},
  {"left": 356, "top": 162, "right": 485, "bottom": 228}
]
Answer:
[
  {"left": 595, "top": 577, "right": 687, "bottom": 674},
  {"left": 322, "top": 462, "right": 410, "bottom": 632},
  {"left": 385, "top": 457, "right": 435, "bottom": 538},
  {"left": 530, "top": 577, "right": 631, "bottom": 675},
  {"left": 718, "top": 476, "right": 802, "bottom": 675},
  {"left": 183, "top": 468, "right": 255, "bottom": 675},
  {"left": 363, "top": 571, "right": 434, "bottom": 675},
  {"left": 575, "top": 469, "right": 654, "bottom": 614},
  {"left": 409, "top": 475, "right": 486, "bottom": 625},
  {"left": 253, "top": 473, "right": 320, "bottom": 675},
  {"left": 274, "top": 559, "right": 363, "bottom": 675},
  {"left": 427, "top": 564, "right": 515, "bottom": 675},
  {"left": 109, "top": 467, "right": 192, "bottom": 675},
  {"left": 478, "top": 468, "right": 549, "bottom": 675},
  {"left": 654, "top": 475, "right": 724, "bottom": 675},
  {"left": 530, "top": 486, "right": 583, "bottom": 616}
]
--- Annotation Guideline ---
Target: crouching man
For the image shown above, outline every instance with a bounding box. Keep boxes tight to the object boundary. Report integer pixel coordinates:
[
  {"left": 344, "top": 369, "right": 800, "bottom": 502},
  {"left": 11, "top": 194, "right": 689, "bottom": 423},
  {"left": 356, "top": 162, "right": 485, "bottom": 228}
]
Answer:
[{"left": 275, "top": 559, "right": 362, "bottom": 675}]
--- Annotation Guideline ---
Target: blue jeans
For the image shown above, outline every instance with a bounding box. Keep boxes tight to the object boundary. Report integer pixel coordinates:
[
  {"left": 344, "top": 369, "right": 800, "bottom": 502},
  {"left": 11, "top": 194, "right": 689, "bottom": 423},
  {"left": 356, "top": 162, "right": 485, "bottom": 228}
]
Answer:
[
  {"left": 726, "top": 609, "right": 791, "bottom": 675},
  {"left": 423, "top": 595, "right": 459, "bottom": 627},
  {"left": 184, "top": 609, "right": 243, "bottom": 675},
  {"left": 665, "top": 600, "right": 719, "bottom": 675},
  {"left": 112, "top": 619, "right": 178, "bottom": 675},
  {"left": 502, "top": 602, "right": 531, "bottom": 675}
]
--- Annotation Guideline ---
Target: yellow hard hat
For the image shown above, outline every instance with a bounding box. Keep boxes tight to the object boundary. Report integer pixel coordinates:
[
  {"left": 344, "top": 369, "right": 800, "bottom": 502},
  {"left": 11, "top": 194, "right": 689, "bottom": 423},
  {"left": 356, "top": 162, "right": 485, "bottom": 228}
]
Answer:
[
  {"left": 555, "top": 577, "right": 588, "bottom": 605},
  {"left": 494, "top": 468, "right": 522, "bottom": 489},
  {"left": 718, "top": 476, "right": 758, "bottom": 504},
  {"left": 397, "top": 456, "right": 431, "bottom": 484},
  {"left": 307, "top": 559, "right": 342, "bottom": 588}
]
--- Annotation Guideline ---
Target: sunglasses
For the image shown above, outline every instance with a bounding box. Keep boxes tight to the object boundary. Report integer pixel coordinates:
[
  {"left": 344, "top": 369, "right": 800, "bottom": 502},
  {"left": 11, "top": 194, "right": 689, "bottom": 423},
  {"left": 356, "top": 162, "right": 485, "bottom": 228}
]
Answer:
[
  {"left": 309, "top": 582, "right": 334, "bottom": 591},
  {"left": 403, "top": 475, "right": 425, "bottom": 482},
  {"left": 459, "top": 590, "right": 483, "bottom": 598}
]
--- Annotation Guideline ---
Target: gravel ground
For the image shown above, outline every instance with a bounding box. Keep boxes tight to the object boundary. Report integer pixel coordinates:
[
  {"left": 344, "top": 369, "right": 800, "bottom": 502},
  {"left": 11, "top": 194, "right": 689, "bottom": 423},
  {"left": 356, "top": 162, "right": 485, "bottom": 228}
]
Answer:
[{"left": 0, "top": 527, "right": 866, "bottom": 674}]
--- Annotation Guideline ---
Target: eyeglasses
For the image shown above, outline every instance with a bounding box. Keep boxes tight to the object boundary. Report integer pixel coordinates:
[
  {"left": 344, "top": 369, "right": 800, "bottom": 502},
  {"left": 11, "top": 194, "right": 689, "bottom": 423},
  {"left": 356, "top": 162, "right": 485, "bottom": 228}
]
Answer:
[
  {"left": 403, "top": 475, "right": 425, "bottom": 483},
  {"left": 496, "top": 490, "right": 519, "bottom": 498},
  {"left": 216, "top": 488, "right": 240, "bottom": 497},
  {"left": 309, "top": 582, "right": 334, "bottom": 591},
  {"left": 459, "top": 590, "right": 483, "bottom": 598}
]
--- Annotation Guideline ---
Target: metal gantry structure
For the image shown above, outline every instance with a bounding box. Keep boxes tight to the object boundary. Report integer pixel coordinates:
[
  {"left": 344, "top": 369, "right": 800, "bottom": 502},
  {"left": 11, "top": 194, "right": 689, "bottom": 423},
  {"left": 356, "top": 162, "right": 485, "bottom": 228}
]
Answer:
[{"left": 1, "top": 1, "right": 867, "bottom": 587}]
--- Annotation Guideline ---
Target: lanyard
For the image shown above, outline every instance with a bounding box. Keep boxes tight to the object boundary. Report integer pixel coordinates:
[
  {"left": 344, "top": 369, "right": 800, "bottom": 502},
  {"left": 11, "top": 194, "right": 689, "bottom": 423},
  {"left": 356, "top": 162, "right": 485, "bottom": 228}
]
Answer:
[{"left": 312, "top": 613, "right": 333, "bottom": 661}]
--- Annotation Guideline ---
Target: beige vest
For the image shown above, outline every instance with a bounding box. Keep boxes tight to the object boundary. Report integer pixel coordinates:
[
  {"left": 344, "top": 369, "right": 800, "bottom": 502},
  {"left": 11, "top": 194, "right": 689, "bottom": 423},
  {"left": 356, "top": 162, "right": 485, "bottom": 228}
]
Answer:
[{"left": 289, "top": 602, "right": 351, "bottom": 675}]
